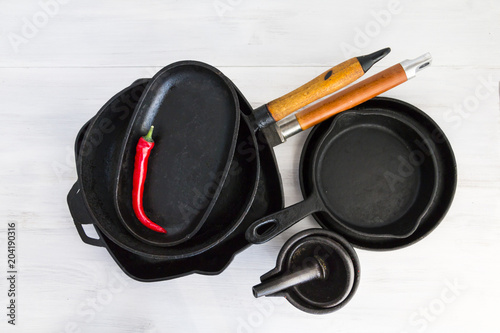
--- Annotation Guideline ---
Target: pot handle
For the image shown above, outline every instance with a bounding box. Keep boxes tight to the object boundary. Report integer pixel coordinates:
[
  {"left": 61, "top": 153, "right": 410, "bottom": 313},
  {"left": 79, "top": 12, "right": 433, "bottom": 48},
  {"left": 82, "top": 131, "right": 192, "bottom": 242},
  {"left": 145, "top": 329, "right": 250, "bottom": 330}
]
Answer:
[
  {"left": 245, "top": 196, "right": 322, "bottom": 244},
  {"left": 67, "top": 182, "right": 104, "bottom": 247},
  {"left": 255, "top": 48, "right": 390, "bottom": 127},
  {"left": 294, "top": 53, "right": 432, "bottom": 131}
]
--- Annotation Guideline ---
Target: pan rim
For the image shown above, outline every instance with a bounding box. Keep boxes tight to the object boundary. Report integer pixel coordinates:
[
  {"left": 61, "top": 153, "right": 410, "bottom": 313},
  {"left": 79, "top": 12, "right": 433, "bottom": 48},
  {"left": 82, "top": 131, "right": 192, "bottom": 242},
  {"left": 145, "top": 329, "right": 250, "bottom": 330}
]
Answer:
[
  {"left": 78, "top": 81, "right": 158, "bottom": 254},
  {"left": 299, "top": 97, "right": 457, "bottom": 250},
  {"left": 77, "top": 75, "right": 267, "bottom": 260},
  {"left": 260, "top": 228, "right": 360, "bottom": 314},
  {"left": 113, "top": 60, "right": 242, "bottom": 246},
  {"left": 311, "top": 109, "right": 439, "bottom": 238}
]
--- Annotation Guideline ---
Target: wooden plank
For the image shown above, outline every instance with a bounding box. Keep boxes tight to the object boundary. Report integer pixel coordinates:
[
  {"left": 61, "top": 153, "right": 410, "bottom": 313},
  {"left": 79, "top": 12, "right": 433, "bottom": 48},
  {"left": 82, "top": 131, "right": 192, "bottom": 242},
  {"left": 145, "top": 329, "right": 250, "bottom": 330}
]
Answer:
[
  {"left": 0, "top": 0, "right": 499, "bottom": 67},
  {"left": 0, "top": 0, "right": 499, "bottom": 331}
]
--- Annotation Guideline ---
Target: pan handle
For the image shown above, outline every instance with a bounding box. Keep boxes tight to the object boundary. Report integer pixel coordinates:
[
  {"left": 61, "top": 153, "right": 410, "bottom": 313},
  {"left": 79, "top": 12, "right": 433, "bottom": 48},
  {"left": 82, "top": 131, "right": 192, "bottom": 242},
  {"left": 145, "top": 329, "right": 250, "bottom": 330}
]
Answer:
[
  {"left": 294, "top": 64, "right": 408, "bottom": 130},
  {"left": 245, "top": 196, "right": 322, "bottom": 244},
  {"left": 254, "top": 48, "right": 391, "bottom": 128},
  {"left": 294, "top": 53, "right": 432, "bottom": 131},
  {"left": 67, "top": 182, "right": 104, "bottom": 247}
]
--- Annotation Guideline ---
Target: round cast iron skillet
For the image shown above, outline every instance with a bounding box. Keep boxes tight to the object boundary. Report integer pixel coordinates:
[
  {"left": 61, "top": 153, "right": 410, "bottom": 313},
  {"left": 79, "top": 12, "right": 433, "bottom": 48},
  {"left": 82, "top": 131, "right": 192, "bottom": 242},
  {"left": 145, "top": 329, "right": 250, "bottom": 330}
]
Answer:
[
  {"left": 68, "top": 86, "right": 284, "bottom": 279},
  {"left": 247, "top": 97, "right": 457, "bottom": 249}
]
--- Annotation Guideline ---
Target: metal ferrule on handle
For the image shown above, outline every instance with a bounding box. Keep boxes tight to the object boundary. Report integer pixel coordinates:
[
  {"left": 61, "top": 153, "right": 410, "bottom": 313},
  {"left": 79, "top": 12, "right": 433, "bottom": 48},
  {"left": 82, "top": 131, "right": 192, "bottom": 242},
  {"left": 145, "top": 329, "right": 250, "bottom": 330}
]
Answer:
[
  {"left": 278, "top": 116, "right": 303, "bottom": 140},
  {"left": 400, "top": 52, "right": 432, "bottom": 80},
  {"left": 271, "top": 53, "right": 433, "bottom": 140}
]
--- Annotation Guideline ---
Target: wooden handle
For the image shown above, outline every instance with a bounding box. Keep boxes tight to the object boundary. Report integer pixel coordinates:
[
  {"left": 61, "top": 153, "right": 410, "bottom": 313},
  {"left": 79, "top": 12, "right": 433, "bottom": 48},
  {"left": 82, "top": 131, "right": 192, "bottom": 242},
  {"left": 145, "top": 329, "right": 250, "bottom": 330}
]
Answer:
[
  {"left": 296, "top": 64, "right": 408, "bottom": 130},
  {"left": 266, "top": 58, "right": 364, "bottom": 122}
]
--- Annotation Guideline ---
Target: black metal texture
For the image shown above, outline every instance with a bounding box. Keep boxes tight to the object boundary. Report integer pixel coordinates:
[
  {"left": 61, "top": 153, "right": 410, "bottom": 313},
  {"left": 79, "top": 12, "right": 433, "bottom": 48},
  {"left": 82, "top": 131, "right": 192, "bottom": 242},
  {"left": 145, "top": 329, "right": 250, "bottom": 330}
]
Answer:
[
  {"left": 249, "top": 104, "right": 276, "bottom": 130},
  {"left": 77, "top": 75, "right": 262, "bottom": 259},
  {"left": 67, "top": 84, "right": 284, "bottom": 280},
  {"left": 114, "top": 61, "right": 242, "bottom": 246},
  {"left": 301, "top": 98, "right": 457, "bottom": 250},
  {"left": 246, "top": 97, "right": 456, "bottom": 249},
  {"left": 255, "top": 229, "right": 360, "bottom": 314},
  {"left": 245, "top": 196, "right": 323, "bottom": 244},
  {"left": 68, "top": 182, "right": 104, "bottom": 248}
]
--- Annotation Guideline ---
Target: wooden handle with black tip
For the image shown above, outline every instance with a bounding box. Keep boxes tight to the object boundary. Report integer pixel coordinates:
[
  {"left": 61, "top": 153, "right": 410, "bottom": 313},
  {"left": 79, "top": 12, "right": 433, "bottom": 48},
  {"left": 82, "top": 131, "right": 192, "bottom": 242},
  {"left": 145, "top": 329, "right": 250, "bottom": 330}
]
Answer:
[
  {"left": 297, "top": 63, "right": 407, "bottom": 130},
  {"left": 252, "top": 48, "right": 391, "bottom": 129},
  {"left": 268, "top": 53, "right": 432, "bottom": 146}
]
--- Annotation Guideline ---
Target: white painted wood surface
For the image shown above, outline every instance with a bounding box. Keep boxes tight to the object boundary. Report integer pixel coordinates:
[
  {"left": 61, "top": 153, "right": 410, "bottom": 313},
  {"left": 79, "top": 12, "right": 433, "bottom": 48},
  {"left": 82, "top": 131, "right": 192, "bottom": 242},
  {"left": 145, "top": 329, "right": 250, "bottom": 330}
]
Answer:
[{"left": 0, "top": 0, "right": 499, "bottom": 332}]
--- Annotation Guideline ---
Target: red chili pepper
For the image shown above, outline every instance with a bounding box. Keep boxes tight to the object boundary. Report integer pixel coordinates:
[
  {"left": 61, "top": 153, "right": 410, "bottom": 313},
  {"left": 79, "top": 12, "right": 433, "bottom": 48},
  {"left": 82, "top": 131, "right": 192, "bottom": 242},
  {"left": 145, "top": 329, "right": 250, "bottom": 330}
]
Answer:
[{"left": 132, "top": 126, "right": 166, "bottom": 234}]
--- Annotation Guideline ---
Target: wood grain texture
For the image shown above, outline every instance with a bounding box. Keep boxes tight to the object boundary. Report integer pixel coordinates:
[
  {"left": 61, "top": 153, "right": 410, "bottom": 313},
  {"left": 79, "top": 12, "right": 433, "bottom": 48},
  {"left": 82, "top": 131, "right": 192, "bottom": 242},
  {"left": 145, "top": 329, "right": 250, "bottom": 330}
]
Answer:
[
  {"left": 0, "top": 1, "right": 499, "bottom": 332},
  {"left": 296, "top": 63, "right": 407, "bottom": 129},
  {"left": 267, "top": 58, "right": 364, "bottom": 121}
]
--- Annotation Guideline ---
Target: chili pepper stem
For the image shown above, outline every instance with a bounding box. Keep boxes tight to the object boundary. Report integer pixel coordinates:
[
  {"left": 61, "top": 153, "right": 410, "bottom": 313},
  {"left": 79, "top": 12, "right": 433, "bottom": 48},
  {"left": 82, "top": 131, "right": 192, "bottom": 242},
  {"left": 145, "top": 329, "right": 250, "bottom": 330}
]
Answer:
[{"left": 143, "top": 126, "right": 154, "bottom": 142}]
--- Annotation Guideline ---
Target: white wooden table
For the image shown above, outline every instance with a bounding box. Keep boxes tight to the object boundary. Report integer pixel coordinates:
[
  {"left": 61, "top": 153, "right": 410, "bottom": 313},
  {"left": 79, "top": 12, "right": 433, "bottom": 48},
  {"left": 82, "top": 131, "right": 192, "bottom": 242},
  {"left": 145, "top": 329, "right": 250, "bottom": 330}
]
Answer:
[{"left": 1, "top": 1, "right": 499, "bottom": 332}]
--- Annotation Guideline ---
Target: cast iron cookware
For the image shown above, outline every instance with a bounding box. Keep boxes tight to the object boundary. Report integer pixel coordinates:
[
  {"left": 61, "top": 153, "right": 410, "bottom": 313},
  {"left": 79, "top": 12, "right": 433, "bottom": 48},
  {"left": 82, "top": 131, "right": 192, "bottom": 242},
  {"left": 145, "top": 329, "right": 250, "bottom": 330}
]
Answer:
[
  {"left": 113, "top": 62, "right": 249, "bottom": 246},
  {"left": 303, "top": 97, "right": 457, "bottom": 250},
  {"left": 78, "top": 77, "right": 260, "bottom": 259},
  {"left": 114, "top": 51, "right": 390, "bottom": 247},
  {"left": 68, "top": 151, "right": 282, "bottom": 281},
  {"left": 247, "top": 97, "right": 457, "bottom": 249},
  {"left": 252, "top": 229, "right": 360, "bottom": 314},
  {"left": 75, "top": 76, "right": 284, "bottom": 260},
  {"left": 76, "top": 55, "right": 390, "bottom": 257},
  {"left": 68, "top": 83, "right": 284, "bottom": 279}
]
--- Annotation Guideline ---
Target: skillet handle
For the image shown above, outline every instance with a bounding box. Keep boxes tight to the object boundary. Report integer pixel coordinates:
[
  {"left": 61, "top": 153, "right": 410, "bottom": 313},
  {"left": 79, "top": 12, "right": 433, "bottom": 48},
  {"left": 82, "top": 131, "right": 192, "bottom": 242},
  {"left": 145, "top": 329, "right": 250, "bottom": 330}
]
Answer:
[
  {"left": 255, "top": 48, "right": 391, "bottom": 126},
  {"left": 294, "top": 53, "right": 433, "bottom": 130},
  {"left": 295, "top": 64, "right": 408, "bottom": 130},
  {"left": 67, "top": 182, "right": 104, "bottom": 247},
  {"left": 245, "top": 196, "right": 322, "bottom": 244}
]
